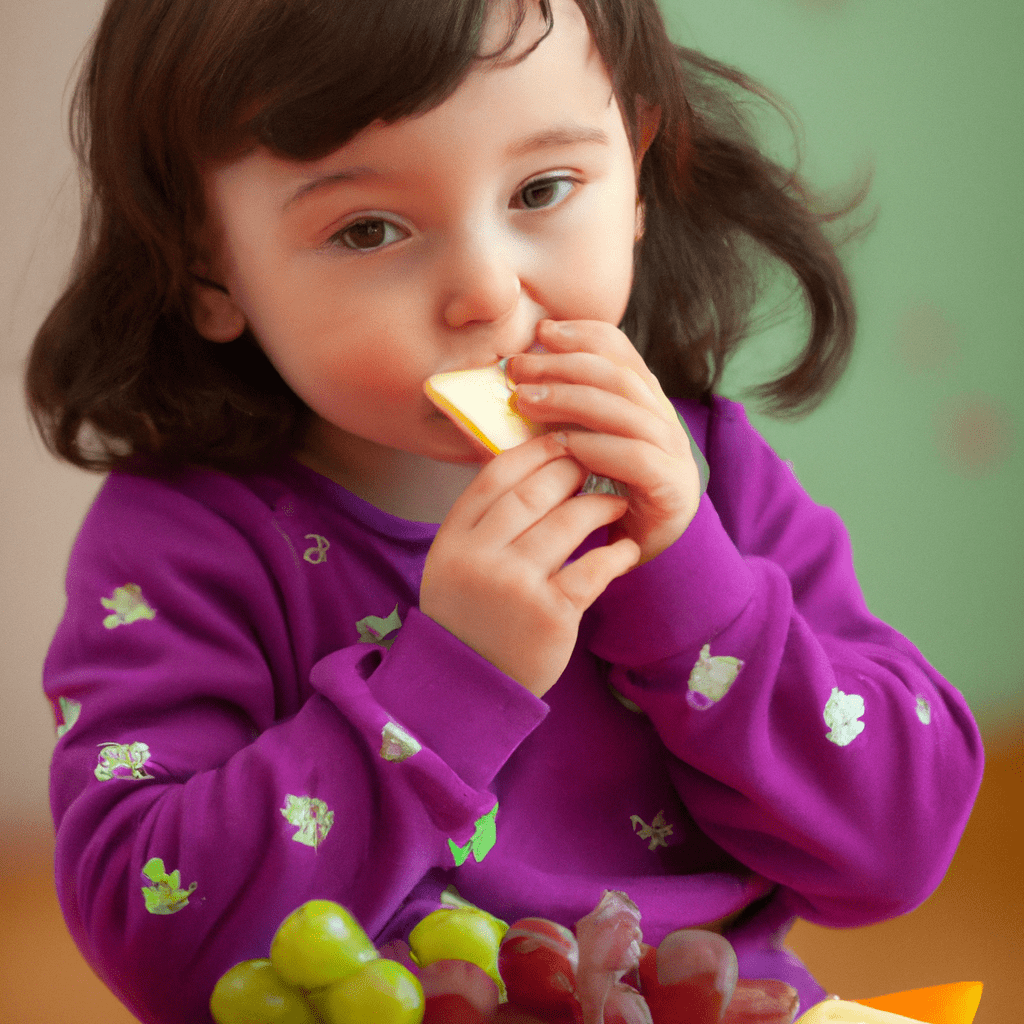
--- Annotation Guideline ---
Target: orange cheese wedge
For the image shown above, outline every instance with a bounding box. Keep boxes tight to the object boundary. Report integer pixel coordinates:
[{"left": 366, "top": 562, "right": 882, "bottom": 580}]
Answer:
[
  {"left": 796, "top": 983, "right": 983, "bottom": 1024},
  {"left": 796, "top": 999, "right": 932, "bottom": 1023},
  {"left": 854, "top": 982, "right": 983, "bottom": 1024}
]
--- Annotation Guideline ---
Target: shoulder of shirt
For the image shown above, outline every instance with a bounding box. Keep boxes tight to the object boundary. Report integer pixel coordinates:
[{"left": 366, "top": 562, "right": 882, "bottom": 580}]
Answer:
[
  {"left": 74, "top": 462, "right": 304, "bottom": 556},
  {"left": 95, "top": 461, "right": 293, "bottom": 512},
  {"left": 670, "top": 393, "right": 761, "bottom": 455}
]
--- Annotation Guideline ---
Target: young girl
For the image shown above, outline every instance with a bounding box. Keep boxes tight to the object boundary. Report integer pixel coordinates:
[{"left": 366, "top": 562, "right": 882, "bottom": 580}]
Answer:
[{"left": 28, "top": 0, "right": 983, "bottom": 1021}]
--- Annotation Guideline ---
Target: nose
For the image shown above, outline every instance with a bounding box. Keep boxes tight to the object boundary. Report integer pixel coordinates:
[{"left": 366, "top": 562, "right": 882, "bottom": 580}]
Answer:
[{"left": 440, "top": 228, "right": 522, "bottom": 331}]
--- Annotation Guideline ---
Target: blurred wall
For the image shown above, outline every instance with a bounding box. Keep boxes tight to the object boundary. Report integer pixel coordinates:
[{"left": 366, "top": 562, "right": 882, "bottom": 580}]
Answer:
[
  {"left": 1, "top": 0, "right": 1021, "bottom": 1021},
  {"left": 2, "top": 0, "right": 109, "bottom": 832},
  {"left": 661, "top": 0, "right": 1024, "bottom": 733}
]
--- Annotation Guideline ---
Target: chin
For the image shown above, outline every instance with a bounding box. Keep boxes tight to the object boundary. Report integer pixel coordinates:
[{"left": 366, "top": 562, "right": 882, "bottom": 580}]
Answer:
[
  {"left": 437, "top": 444, "right": 492, "bottom": 466},
  {"left": 426, "top": 416, "right": 493, "bottom": 463}
]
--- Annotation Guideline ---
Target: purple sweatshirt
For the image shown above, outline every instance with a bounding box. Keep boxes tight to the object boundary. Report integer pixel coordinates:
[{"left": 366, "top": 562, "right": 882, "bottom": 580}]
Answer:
[{"left": 45, "top": 395, "right": 983, "bottom": 1024}]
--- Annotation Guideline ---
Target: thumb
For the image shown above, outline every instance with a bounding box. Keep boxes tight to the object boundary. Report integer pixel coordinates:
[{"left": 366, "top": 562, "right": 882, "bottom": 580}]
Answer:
[{"left": 554, "top": 536, "right": 641, "bottom": 609}]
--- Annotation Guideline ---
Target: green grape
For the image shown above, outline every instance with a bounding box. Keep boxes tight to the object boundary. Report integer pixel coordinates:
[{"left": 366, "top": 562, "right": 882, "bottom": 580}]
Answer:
[
  {"left": 209, "top": 958, "right": 316, "bottom": 1024},
  {"left": 270, "top": 899, "right": 378, "bottom": 991},
  {"left": 409, "top": 908, "right": 507, "bottom": 995},
  {"left": 318, "top": 958, "right": 425, "bottom": 1024}
]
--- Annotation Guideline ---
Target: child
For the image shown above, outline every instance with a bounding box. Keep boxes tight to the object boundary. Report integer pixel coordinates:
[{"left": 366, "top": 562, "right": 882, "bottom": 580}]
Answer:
[{"left": 28, "top": 0, "right": 983, "bottom": 1021}]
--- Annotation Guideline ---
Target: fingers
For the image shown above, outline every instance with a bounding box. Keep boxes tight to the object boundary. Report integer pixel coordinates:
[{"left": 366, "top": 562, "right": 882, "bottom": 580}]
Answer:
[
  {"left": 513, "top": 490, "right": 632, "bottom": 570},
  {"left": 553, "top": 534, "right": 641, "bottom": 608},
  {"left": 502, "top": 318, "right": 701, "bottom": 564},
  {"left": 528, "top": 319, "right": 674, "bottom": 419},
  {"left": 483, "top": 455, "right": 591, "bottom": 545},
  {"left": 506, "top": 322, "right": 682, "bottom": 452},
  {"left": 553, "top": 430, "right": 694, "bottom": 503},
  {"left": 511, "top": 349, "right": 666, "bottom": 423},
  {"left": 439, "top": 431, "right": 633, "bottom": 579},
  {"left": 514, "top": 380, "right": 684, "bottom": 457},
  {"left": 442, "top": 431, "right": 578, "bottom": 533}
]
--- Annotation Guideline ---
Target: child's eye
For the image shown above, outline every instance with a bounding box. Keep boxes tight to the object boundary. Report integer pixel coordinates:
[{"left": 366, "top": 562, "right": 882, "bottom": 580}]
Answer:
[
  {"left": 331, "top": 218, "right": 407, "bottom": 252},
  {"left": 514, "top": 176, "right": 576, "bottom": 210}
]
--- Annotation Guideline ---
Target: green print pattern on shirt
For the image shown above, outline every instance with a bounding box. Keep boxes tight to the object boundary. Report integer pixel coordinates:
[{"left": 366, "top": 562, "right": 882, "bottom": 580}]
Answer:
[
  {"left": 280, "top": 795, "right": 334, "bottom": 849},
  {"left": 95, "top": 741, "right": 154, "bottom": 781},
  {"left": 140, "top": 858, "right": 197, "bottom": 915},
  {"left": 101, "top": 584, "right": 156, "bottom": 629},
  {"left": 302, "top": 534, "right": 330, "bottom": 564},
  {"left": 380, "top": 721, "right": 421, "bottom": 762},
  {"left": 56, "top": 696, "right": 81, "bottom": 737},
  {"left": 356, "top": 606, "right": 403, "bottom": 649},
  {"left": 449, "top": 803, "right": 498, "bottom": 867},
  {"left": 686, "top": 644, "right": 744, "bottom": 709}
]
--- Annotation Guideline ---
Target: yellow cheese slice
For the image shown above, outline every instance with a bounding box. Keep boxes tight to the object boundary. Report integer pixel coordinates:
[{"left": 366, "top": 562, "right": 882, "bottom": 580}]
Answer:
[
  {"left": 424, "top": 361, "right": 545, "bottom": 455},
  {"left": 796, "top": 998, "right": 931, "bottom": 1023}
]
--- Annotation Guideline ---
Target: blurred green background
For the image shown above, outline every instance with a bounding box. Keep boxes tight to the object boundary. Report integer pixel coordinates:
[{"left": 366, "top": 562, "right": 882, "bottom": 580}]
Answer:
[{"left": 663, "top": 0, "right": 1023, "bottom": 731}]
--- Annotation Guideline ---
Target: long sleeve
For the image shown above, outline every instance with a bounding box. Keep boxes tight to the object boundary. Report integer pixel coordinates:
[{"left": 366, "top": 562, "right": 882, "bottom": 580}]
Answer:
[
  {"left": 45, "top": 468, "right": 546, "bottom": 1024},
  {"left": 586, "top": 396, "right": 984, "bottom": 928},
  {"left": 44, "top": 407, "right": 986, "bottom": 1024}
]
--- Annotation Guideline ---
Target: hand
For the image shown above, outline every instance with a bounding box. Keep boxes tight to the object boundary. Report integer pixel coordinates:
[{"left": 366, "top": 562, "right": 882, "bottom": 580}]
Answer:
[
  {"left": 420, "top": 432, "right": 640, "bottom": 697},
  {"left": 506, "top": 319, "right": 701, "bottom": 564}
]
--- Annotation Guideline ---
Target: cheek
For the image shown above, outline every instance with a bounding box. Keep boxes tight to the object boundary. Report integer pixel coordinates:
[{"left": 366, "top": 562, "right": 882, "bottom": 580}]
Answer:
[
  {"left": 564, "top": 181, "right": 638, "bottom": 318},
  {"left": 563, "top": 222, "right": 636, "bottom": 322}
]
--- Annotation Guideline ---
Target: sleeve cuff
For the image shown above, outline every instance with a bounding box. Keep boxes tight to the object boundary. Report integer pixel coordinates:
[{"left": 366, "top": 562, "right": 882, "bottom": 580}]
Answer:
[
  {"left": 585, "top": 493, "right": 754, "bottom": 669},
  {"left": 312, "top": 608, "right": 548, "bottom": 791}
]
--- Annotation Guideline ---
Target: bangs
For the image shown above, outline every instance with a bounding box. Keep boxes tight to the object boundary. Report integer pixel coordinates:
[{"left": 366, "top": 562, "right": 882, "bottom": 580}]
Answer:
[{"left": 196, "top": 0, "right": 551, "bottom": 163}]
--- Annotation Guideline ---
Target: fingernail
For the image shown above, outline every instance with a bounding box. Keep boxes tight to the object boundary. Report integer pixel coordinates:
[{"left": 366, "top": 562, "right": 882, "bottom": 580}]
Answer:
[
  {"left": 552, "top": 431, "right": 569, "bottom": 448},
  {"left": 517, "top": 384, "right": 548, "bottom": 402}
]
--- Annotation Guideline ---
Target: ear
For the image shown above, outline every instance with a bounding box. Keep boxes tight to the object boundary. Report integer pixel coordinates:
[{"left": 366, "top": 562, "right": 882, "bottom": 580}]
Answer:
[
  {"left": 634, "top": 98, "right": 661, "bottom": 172},
  {"left": 188, "top": 267, "right": 246, "bottom": 343}
]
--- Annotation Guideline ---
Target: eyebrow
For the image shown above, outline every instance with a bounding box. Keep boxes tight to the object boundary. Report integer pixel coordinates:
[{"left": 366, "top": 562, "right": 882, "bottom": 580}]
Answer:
[
  {"left": 282, "top": 122, "right": 610, "bottom": 212},
  {"left": 506, "top": 123, "right": 610, "bottom": 159},
  {"left": 283, "top": 166, "right": 387, "bottom": 211}
]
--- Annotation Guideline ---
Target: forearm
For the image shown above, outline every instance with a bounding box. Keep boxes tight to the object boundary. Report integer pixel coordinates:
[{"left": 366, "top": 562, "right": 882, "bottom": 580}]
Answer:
[
  {"left": 588, "top": 494, "right": 983, "bottom": 926},
  {"left": 50, "top": 611, "right": 544, "bottom": 1024}
]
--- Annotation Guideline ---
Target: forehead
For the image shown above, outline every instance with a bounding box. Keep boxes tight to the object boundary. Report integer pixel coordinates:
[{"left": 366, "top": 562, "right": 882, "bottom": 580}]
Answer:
[
  {"left": 388, "top": 0, "right": 617, "bottom": 149},
  {"left": 212, "top": 0, "right": 622, "bottom": 199}
]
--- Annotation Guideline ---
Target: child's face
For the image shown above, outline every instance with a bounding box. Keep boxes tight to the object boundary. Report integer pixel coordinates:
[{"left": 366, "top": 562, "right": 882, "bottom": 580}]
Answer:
[{"left": 196, "top": 0, "right": 644, "bottom": 477}]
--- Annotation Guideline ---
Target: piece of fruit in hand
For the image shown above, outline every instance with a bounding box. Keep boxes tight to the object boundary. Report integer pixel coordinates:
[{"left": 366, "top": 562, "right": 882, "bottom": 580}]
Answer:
[{"left": 424, "top": 362, "right": 544, "bottom": 455}]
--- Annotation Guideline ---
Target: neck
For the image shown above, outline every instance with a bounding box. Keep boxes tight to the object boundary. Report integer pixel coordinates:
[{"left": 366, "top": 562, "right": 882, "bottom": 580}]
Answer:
[{"left": 295, "top": 423, "right": 481, "bottom": 524}]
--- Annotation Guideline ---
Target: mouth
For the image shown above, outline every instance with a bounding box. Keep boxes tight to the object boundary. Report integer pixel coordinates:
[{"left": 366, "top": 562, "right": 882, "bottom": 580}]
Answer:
[{"left": 433, "top": 340, "right": 549, "bottom": 379}]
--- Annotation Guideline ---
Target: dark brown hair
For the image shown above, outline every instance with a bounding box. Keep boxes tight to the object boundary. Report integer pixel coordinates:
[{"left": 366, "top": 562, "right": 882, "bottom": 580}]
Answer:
[{"left": 26, "top": 0, "right": 870, "bottom": 474}]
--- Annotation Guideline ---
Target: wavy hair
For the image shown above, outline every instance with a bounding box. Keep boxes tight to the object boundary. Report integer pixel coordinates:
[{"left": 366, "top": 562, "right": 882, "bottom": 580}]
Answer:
[{"left": 26, "top": 0, "right": 870, "bottom": 473}]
